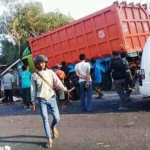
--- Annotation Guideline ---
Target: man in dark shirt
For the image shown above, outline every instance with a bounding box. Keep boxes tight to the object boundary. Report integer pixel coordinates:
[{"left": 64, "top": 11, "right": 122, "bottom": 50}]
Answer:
[
  {"left": 61, "top": 61, "right": 70, "bottom": 78},
  {"left": 121, "top": 52, "right": 135, "bottom": 101},
  {"left": 110, "top": 51, "right": 127, "bottom": 109}
]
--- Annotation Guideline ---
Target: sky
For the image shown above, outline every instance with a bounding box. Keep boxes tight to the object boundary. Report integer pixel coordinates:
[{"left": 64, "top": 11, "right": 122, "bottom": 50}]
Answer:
[
  {"left": 0, "top": 0, "right": 149, "bottom": 19},
  {"left": 0, "top": 0, "right": 149, "bottom": 54},
  {"left": 35, "top": 0, "right": 148, "bottom": 19}
]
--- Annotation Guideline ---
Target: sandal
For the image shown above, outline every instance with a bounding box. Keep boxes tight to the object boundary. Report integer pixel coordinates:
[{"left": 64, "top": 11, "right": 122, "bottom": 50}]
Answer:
[
  {"left": 51, "top": 127, "right": 59, "bottom": 139},
  {"left": 46, "top": 140, "right": 53, "bottom": 149}
]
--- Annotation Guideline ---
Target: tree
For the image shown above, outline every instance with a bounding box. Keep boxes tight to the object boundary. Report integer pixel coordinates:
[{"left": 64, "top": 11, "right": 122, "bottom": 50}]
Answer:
[
  {"left": 1, "top": 39, "right": 18, "bottom": 63},
  {"left": 0, "top": 1, "right": 74, "bottom": 63},
  {"left": 8, "top": 2, "right": 74, "bottom": 37}
]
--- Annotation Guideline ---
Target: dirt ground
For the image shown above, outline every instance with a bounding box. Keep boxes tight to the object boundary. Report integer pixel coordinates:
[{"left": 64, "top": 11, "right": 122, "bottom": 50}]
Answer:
[{"left": 1, "top": 92, "right": 150, "bottom": 150}]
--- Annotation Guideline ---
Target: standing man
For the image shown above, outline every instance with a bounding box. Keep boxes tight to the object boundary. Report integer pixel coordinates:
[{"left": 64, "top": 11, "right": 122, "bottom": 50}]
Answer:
[
  {"left": 19, "top": 65, "right": 32, "bottom": 109},
  {"left": 55, "top": 64, "right": 67, "bottom": 108},
  {"left": 61, "top": 61, "right": 70, "bottom": 81},
  {"left": 121, "top": 52, "right": 135, "bottom": 101},
  {"left": 110, "top": 51, "right": 127, "bottom": 109},
  {"left": 1, "top": 69, "right": 14, "bottom": 104},
  {"left": 75, "top": 54, "right": 93, "bottom": 112},
  {"left": 31, "top": 55, "right": 71, "bottom": 148},
  {"left": 91, "top": 58, "right": 105, "bottom": 99}
]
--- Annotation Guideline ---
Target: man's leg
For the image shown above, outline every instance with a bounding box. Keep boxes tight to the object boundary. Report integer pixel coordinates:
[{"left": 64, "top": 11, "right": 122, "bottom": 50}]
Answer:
[
  {"left": 125, "top": 88, "right": 134, "bottom": 101},
  {"left": 58, "top": 90, "right": 66, "bottom": 108},
  {"left": 7, "top": 90, "right": 14, "bottom": 104},
  {"left": 4, "top": 90, "right": 9, "bottom": 103},
  {"left": 125, "top": 79, "right": 135, "bottom": 101},
  {"left": 93, "top": 84, "right": 104, "bottom": 99},
  {"left": 48, "top": 97, "right": 60, "bottom": 139},
  {"left": 25, "top": 87, "right": 31, "bottom": 107},
  {"left": 38, "top": 98, "right": 52, "bottom": 139},
  {"left": 22, "top": 88, "right": 27, "bottom": 108},
  {"left": 86, "top": 81, "right": 93, "bottom": 111},
  {"left": 114, "top": 79, "right": 126, "bottom": 106},
  {"left": 79, "top": 81, "right": 86, "bottom": 111},
  {"left": 48, "top": 97, "right": 60, "bottom": 129},
  {"left": 39, "top": 98, "right": 53, "bottom": 148}
]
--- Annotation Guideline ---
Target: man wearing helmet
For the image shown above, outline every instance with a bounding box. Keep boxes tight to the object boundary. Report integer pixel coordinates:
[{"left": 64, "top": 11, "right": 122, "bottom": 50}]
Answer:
[{"left": 31, "top": 55, "right": 71, "bottom": 148}]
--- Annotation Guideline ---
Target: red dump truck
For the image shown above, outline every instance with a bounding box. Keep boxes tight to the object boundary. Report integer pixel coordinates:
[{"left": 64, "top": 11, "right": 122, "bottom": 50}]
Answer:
[{"left": 28, "top": 1, "right": 150, "bottom": 70}]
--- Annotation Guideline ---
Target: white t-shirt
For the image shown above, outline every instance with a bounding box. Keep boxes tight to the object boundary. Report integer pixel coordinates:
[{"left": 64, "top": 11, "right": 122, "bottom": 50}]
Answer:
[{"left": 75, "top": 61, "right": 92, "bottom": 82}]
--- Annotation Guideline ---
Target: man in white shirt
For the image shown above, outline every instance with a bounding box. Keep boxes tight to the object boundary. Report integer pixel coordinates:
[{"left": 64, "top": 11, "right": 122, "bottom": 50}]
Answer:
[
  {"left": 1, "top": 69, "right": 14, "bottom": 104},
  {"left": 75, "top": 54, "right": 93, "bottom": 111}
]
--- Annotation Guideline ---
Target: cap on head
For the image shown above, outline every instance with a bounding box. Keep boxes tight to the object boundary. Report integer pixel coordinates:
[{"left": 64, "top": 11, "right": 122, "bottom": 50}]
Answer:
[{"left": 34, "top": 55, "right": 48, "bottom": 64}]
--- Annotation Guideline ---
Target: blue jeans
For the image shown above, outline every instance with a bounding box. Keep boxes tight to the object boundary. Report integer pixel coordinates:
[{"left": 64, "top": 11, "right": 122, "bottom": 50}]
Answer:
[
  {"left": 79, "top": 81, "right": 93, "bottom": 111},
  {"left": 38, "top": 97, "right": 60, "bottom": 140}
]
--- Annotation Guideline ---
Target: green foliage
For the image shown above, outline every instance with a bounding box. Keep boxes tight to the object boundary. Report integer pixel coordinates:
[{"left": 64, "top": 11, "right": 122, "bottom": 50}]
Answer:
[
  {"left": 0, "top": 0, "right": 74, "bottom": 63},
  {"left": 7, "top": 2, "right": 74, "bottom": 38},
  {"left": 1, "top": 40, "right": 18, "bottom": 63}
]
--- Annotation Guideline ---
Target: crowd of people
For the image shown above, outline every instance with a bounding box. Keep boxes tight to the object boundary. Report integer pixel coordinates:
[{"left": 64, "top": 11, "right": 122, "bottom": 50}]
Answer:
[
  {"left": 0, "top": 51, "right": 141, "bottom": 110},
  {"left": 0, "top": 51, "right": 141, "bottom": 148}
]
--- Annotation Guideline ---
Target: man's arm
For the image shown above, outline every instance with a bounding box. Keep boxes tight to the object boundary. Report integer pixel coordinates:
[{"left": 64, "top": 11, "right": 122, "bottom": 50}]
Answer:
[
  {"left": 51, "top": 70, "right": 67, "bottom": 91},
  {"left": 51, "top": 70, "right": 73, "bottom": 93},
  {"left": 11, "top": 75, "right": 15, "bottom": 89},
  {"left": 84, "top": 63, "right": 91, "bottom": 88},
  {"left": 16, "top": 73, "right": 20, "bottom": 86},
  {"left": 86, "top": 67, "right": 91, "bottom": 82},
  {"left": 100, "top": 64, "right": 106, "bottom": 73},
  {"left": 75, "top": 70, "right": 86, "bottom": 79},
  {"left": 1, "top": 77, "right": 4, "bottom": 91},
  {"left": 30, "top": 75, "right": 37, "bottom": 103},
  {"left": 109, "top": 61, "right": 114, "bottom": 72},
  {"left": 125, "top": 61, "right": 133, "bottom": 80}
]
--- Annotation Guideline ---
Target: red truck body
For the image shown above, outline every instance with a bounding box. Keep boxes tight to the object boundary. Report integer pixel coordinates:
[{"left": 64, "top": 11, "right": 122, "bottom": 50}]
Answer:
[{"left": 28, "top": 1, "right": 150, "bottom": 68}]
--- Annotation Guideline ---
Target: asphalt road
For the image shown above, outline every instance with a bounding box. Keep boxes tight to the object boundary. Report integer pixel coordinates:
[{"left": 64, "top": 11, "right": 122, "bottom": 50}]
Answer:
[{"left": 1, "top": 91, "right": 150, "bottom": 150}]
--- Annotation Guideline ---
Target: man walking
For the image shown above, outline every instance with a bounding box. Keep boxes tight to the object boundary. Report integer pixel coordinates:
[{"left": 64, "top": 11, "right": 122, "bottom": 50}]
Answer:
[
  {"left": 55, "top": 64, "right": 67, "bottom": 108},
  {"left": 75, "top": 54, "right": 93, "bottom": 111},
  {"left": 31, "top": 55, "right": 71, "bottom": 148},
  {"left": 61, "top": 61, "right": 70, "bottom": 80},
  {"left": 110, "top": 51, "right": 127, "bottom": 109},
  {"left": 1, "top": 69, "right": 14, "bottom": 104},
  {"left": 91, "top": 58, "right": 105, "bottom": 99},
  {"left": 121, "top": 52, "right": 135, "bottom": 101},
  {"left": 19, "top": 65, "right": 32, "bottom": 109}
]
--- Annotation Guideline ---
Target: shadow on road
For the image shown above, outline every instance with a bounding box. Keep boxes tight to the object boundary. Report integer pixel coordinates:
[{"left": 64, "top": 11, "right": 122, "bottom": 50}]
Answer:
[{"left": 0, "top": 135, "right": 45, "bottom": 147}]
